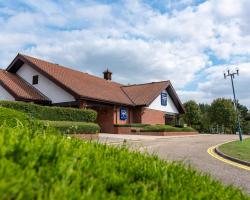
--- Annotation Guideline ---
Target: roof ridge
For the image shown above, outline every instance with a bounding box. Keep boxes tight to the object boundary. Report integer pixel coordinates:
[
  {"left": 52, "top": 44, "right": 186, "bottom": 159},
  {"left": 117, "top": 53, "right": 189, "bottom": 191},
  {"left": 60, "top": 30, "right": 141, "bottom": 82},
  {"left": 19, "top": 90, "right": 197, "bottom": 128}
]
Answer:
[
  {"left": 120, "top": 87, "right": 136, "bottom": 105},
  {"left": 19, "top": 53, "right": 123, "bottom": 86},
  {"left": 122, "top": 80, "right": 169, "bottom": 88}
]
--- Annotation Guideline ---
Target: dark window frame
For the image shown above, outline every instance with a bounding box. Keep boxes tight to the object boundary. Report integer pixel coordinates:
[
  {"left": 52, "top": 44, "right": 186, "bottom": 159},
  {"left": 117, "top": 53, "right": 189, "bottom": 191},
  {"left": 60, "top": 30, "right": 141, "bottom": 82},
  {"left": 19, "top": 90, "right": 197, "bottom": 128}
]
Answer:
[{"left": 32, "top": 75, "right": 39, "bottom": 85}]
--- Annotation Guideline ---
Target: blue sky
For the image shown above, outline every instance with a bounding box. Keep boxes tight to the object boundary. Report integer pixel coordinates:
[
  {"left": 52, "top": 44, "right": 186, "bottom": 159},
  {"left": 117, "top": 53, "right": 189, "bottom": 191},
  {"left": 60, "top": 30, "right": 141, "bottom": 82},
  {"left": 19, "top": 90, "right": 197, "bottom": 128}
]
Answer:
[{"left": 0, "top": 0, "right": 250, "bottom": 108}]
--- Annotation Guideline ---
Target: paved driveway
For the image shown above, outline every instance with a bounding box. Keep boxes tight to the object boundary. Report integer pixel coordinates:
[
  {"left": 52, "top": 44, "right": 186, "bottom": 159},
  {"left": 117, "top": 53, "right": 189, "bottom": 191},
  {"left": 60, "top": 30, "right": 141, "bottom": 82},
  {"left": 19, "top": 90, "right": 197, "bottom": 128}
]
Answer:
[{"left": 100, "top": 134, "right": 250, "bottom": 194}]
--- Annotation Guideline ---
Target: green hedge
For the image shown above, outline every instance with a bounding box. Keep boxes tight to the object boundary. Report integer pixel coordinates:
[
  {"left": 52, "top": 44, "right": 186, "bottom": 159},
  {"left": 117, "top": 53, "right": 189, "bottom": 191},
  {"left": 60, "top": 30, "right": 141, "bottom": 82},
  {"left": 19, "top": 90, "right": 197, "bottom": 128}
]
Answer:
[
  {"left": 0, "top": 107, "right": 32, "bottom": 127},
  {"left": 114, "top": 123, "right": 149, "bottom": 127},
  {"left": 42, "top": 120, "right": 100, "bottom": 134},
  {"left": 0, "top": 125, "right": 248, "bottom": 199},
  {"left": 141, "top": 124, "right": 196, "bottom": 132},
  {"left": 0, "top": 101, "right": 97, "bottom": 122}
]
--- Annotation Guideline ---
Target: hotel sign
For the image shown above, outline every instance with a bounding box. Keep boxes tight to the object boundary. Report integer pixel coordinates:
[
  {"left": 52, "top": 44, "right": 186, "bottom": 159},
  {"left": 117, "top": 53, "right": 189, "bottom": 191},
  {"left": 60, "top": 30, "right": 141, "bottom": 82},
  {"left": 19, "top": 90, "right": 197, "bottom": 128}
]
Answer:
[
  {"left": 161, "top": 92, "right": 167, "bottom": 106},
  {"left": 120, "top": 107, "right": 127, "bottom": 120}
]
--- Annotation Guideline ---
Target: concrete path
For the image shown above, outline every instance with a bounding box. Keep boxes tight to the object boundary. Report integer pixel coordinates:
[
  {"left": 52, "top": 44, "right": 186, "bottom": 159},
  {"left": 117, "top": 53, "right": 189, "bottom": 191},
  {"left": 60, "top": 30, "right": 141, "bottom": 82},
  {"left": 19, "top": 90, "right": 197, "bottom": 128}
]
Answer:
[{"left": 100, "top": 134, "right": 250, "bottom": 194}]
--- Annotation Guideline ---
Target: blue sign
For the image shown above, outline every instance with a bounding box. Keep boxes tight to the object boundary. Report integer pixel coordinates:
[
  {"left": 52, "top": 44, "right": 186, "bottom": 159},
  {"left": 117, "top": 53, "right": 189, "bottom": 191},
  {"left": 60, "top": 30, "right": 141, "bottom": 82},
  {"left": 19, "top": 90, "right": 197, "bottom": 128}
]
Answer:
[
  {"left": 161, "top": 92, "right": 167, "bottom": 106},
  {"left": 120, "top": 107, "right": 127, "bottom": 120}
]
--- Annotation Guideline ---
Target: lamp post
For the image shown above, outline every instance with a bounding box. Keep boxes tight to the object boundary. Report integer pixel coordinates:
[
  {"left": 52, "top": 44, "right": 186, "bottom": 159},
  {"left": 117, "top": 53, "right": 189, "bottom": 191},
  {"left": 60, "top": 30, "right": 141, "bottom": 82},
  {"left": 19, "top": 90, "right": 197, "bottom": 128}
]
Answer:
[{"left": 224, "top": 69, "right": 243, "bottom": 141}]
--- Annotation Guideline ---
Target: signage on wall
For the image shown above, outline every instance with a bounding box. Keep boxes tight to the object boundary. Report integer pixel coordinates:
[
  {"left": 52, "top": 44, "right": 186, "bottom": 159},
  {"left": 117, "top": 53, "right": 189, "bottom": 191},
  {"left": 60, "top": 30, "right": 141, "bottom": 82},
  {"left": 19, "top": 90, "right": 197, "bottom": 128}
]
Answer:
[
  {"left": 120, "top": 107, "right": 127, "bottom": 120},
  {"left": 161, "top": 92, "right": 167, "bottom": 106}
]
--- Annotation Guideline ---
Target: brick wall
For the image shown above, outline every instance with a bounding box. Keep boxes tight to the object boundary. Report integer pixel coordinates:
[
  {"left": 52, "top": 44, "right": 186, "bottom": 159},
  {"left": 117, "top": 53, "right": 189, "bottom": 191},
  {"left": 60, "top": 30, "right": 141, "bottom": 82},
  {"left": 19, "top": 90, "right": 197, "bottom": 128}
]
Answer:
[
  {"left": 141, "top": 108, "right": 165, "bottom": 125},
  {"left": 132, "top": 107, "right": 142, "bottom": 123},
  {"left": 94, "top": 107, "right": 115, "bottom": 133}
]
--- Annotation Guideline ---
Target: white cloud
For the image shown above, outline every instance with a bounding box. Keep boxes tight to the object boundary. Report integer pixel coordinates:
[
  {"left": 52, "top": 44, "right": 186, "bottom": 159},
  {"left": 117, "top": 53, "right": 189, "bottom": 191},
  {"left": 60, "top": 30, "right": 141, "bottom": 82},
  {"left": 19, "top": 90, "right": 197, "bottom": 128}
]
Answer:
[{"left": 0, "top": 0, "right": 250, "bottom": 107}]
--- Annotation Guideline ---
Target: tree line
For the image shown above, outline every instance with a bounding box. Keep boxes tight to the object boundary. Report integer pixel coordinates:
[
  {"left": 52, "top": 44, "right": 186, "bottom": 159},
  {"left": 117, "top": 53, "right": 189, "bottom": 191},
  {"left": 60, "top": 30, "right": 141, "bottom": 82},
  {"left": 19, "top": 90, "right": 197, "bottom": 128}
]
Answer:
[{"left": 182, "top": 98, "right": 250, "bottom": 134}]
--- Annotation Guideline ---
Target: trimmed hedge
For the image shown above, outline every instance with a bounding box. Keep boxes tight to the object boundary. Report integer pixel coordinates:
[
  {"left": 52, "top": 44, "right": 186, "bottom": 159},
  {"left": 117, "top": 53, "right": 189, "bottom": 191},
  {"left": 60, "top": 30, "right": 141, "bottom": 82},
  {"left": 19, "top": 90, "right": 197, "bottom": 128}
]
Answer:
[
  {"left": 114, "top": 123, "right": 149, "bottom": 127},
  {"left": 141, "top": 124, "right": 196, "bottom": 132},
  {"left": 0, "top": 101, "right": 97, "bottom": 122},
  {"left": 0, "top": 107, "right": 32, "bottom": 127},
  {"left": 42, "top": 120, "right": 100, "bottom": 134},
  {"left": 0, "top": 125, "right": 249, "bottom": 199}
]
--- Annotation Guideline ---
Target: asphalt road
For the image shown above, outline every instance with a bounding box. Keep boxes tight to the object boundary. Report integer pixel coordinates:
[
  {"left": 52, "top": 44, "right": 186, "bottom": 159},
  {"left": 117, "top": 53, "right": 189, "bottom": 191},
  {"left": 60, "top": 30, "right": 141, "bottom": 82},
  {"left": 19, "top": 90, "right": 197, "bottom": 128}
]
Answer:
[{"left": 102, "top": 134, "right": 250, "bottom": 194}]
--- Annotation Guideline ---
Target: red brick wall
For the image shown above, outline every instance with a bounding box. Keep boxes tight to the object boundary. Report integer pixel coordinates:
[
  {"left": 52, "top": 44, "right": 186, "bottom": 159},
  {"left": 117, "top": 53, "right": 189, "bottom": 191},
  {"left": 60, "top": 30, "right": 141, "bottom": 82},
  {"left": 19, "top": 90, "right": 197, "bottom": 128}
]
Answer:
[
  {"left": 132, "top": 107, "right": 142, "bottom": 123},
  {"left": 94, "top": 107, "right": 115, "bottom": 133},
  {"left": 141, "top": 108, "right": 165, "bottom": 125}
]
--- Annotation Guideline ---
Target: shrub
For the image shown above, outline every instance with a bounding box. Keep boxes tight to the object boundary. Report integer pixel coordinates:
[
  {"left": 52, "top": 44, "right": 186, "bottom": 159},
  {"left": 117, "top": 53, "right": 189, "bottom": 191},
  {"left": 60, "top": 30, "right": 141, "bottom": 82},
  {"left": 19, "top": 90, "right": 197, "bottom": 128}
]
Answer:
[
  {"left": 0, "top": 107, "right": 32, "bottom": 127},
  {"left": 0, "top": 101, "right": 97, "bottom": 122},
  {"left": 42, "top": 120, "right": 100, "bottom": 134},
  {"left": 141, "top": 124, "right": 196, "bottom": 132},
  {"left": 0, "top": 125, "right": 248, "bottom": 199},
  {"left": 114, "top": 123, "right": 149, "bottom": 127}
]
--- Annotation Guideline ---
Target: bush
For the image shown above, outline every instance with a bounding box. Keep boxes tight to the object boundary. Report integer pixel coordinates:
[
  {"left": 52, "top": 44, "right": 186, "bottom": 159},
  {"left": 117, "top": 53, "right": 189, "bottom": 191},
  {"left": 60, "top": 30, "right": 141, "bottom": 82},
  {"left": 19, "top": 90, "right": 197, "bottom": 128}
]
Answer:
[
  {"left": 42, "top": 120, "right": 100, "bottom": 134},
  {"left": 141, "top": 124, "right": 196, "bottom": 132},
  {"left": 0, "top": 107, "right": 32, "bottom": 127},
  {"left": 0, "top": 101, "right": 97, "bottom": 122},
  {"left": 0, "top": 125, "right": 248, "bottom": 199},
  {"left": 114, "top": 123, "right": 149, "bottom": 127}
]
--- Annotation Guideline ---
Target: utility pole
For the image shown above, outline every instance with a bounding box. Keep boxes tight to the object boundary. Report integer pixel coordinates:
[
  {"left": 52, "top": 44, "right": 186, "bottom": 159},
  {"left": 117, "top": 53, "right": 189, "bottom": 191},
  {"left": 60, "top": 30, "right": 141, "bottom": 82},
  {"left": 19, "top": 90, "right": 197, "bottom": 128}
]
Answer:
[{"left": 224, "top": 69, "right": 243, "bottom": 141}]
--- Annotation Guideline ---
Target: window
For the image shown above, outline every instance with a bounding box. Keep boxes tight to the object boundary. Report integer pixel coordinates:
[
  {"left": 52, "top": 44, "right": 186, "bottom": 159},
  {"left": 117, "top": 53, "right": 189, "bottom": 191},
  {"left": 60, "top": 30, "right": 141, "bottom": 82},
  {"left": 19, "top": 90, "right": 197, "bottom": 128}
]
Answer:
[
  {"left": 161, "top": 92, "right": 167, "bottom": 106},
  {"left": 32, "top": 75, "right": 39, "bottom": 85}
]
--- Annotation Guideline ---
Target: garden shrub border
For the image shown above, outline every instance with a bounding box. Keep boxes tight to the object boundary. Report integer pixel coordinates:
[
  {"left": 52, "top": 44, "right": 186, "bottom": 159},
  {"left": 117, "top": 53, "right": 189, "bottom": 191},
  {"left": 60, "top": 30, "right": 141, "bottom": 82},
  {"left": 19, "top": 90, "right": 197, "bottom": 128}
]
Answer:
[
  {"left": 0, "top": 101, "right": 97, "bottom": 122},
  {"left": 42, "top": 120, "right": 100, "bottom": 134}
]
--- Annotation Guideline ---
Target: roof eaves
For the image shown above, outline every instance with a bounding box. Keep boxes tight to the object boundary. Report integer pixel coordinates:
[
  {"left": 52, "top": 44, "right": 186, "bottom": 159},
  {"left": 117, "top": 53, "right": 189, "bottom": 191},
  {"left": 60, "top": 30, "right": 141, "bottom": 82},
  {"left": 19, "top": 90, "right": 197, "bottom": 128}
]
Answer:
[
  {"left": 144, "top": 81, "right": 170, "bottom": 106},
  {"left": 13, "top": 54, "right": 80, "bottom": 99}
]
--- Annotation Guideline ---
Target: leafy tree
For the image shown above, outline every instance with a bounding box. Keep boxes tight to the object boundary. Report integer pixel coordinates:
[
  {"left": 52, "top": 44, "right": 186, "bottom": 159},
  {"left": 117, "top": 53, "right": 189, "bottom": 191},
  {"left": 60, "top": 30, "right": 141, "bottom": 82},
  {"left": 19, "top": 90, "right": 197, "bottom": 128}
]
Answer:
[
  {"left": 199, "top": 103, "right": 211, "bottom": 133},
  {"left": 246, "top": 112, "right": 250, "bottom": 121},
  {"left": 183, "top": 100, "right": 201, "bottom": 126},
  {"left": 209, "top": 98, "right": 236, "bottom": 134},
  {"left": 236, "top": 103, "right": 249, "bottom": 134}
]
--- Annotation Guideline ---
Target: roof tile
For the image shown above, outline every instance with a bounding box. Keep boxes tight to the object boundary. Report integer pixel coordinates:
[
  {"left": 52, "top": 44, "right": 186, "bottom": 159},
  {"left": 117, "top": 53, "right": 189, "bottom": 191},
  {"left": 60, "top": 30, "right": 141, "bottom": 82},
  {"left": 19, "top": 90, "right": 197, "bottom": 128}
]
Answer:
[{"left": 0, "top": 70, "right": 51, "bottom": 102}]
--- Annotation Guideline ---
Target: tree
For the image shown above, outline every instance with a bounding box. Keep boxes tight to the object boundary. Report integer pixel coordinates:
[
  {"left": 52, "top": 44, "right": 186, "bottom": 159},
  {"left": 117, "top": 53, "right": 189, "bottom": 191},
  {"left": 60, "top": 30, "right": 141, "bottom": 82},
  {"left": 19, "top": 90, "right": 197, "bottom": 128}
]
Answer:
[
  {"left": 183, "top": 100, "right": 201, "bottom": 127},
  {"left": 237, "top": 103, "right": 250, "bottom": 134},
  {"left": 199, "top": 103, "right": 211, "bottom": 133},
  {"left": 209, "top": 98, "right": 236, "bottom": 134}
]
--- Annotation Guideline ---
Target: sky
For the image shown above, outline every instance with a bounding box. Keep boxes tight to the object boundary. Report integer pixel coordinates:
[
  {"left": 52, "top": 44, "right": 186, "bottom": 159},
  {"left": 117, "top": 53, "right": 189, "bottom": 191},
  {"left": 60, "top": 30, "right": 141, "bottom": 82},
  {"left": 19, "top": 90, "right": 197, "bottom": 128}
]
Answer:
[{"left": 0, "top": 0, "right": 250, "bottom": 108}]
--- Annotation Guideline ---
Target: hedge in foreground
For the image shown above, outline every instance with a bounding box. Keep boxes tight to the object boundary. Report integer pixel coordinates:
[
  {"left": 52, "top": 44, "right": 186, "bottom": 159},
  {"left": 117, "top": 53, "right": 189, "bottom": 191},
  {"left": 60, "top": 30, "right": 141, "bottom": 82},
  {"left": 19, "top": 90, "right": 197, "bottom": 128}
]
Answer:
[
  {"left": 42, "top": 120, "right": 100, "bottom": 134},
  {"left": 141, "top": 124, "right": 196, "bottom": 132},
  {"left": 0, "top": 100, "right": 97, "bottom": 122},
  {"left": 0, "top": 127, "right": 249, "bottom": 199},
  {"left": 0, "top": 107, "right": 32, "bottom": 127}
]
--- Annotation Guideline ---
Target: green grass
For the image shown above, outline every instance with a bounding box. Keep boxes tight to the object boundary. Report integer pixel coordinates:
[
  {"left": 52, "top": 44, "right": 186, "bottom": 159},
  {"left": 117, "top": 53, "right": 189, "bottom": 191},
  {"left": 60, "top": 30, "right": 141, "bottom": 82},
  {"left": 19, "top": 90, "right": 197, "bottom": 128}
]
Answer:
[
  {"left": 0, "top": 125, "right": 249, "bottom": 199},
  {"left": 141, "top": 124, "right": 196, "bottom": 132},
  {"left": 219, "top": 138, "right": 250, "bottom": 162},
  {"left": 42, "top": 120, "right": 100, "bottom": 134}
]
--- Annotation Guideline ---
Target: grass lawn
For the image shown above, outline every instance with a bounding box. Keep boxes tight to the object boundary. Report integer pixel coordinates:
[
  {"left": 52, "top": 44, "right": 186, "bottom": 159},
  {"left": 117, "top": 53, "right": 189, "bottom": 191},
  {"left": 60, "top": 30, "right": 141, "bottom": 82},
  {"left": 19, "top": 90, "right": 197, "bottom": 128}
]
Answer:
[{"left": 219, "top": 137, "right": 250, "bottom": 162}]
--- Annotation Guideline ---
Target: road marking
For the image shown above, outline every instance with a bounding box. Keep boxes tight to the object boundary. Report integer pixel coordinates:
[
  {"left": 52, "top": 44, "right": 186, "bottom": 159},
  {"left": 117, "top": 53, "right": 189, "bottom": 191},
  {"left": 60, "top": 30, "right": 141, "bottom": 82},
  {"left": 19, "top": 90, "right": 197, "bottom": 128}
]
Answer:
[{"left": 207, "top": 141, "right": 250, "bottom": 171}]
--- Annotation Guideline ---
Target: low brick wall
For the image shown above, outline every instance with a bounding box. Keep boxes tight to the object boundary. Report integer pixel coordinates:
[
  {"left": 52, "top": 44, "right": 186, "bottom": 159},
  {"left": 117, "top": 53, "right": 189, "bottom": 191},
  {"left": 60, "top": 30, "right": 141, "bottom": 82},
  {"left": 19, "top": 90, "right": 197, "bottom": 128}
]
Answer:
[
  {"left": 130, "top": 131, "right": 198, "bottom": 136},
  {"left": 114, "top": 126, "right": 132, "bottom": 134},
  {"left": 71, "top": 134, "right": 99, "bottom": 140}
]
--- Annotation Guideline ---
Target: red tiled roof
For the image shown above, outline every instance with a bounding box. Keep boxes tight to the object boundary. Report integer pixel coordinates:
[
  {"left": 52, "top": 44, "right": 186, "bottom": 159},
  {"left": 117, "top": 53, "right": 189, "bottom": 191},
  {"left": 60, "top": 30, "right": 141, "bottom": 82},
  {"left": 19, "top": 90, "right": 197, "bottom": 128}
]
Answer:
[
  {"left": 6, "top": 54, "right": 184, "bottom": 113},
  {"left": 0, "top": 70, "right": 51, "bottom": 103},
  {"left": 19, "top": 54, "right": 133, "bottom": 105},
  {"left": 121, "top": 81, "right": 170, "bottom": 106}
]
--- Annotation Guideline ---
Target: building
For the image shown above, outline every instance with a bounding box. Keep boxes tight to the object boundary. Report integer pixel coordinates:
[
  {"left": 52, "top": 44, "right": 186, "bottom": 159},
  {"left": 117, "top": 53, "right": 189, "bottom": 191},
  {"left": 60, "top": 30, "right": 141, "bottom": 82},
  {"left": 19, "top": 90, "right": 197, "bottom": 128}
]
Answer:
[{"left": 0, "top": 53, "right": 185, "bottom": 133}]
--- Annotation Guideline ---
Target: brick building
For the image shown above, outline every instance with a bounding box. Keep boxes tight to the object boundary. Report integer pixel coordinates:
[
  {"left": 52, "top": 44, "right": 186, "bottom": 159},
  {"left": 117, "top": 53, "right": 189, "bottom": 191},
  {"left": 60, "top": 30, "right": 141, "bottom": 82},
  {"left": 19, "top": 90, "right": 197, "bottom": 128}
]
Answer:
[{"left": 0, "top": 54, "right": 185, "bottom": 133}]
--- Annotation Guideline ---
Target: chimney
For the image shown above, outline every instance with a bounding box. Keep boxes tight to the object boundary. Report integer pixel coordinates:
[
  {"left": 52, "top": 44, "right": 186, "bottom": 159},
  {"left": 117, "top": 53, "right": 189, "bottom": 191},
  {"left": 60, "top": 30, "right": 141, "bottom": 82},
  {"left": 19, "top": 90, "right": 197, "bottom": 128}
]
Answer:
[{"left": 103, "top": 69, "right": 112, "bottom": 80}]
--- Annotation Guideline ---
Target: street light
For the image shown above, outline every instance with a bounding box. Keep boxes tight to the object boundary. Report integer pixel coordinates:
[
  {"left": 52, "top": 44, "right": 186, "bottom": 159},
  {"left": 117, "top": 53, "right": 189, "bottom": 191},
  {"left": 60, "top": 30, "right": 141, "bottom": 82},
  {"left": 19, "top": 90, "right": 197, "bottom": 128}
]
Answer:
[{"left": 224, "top": 69, "right": 243, "bottom": 141}]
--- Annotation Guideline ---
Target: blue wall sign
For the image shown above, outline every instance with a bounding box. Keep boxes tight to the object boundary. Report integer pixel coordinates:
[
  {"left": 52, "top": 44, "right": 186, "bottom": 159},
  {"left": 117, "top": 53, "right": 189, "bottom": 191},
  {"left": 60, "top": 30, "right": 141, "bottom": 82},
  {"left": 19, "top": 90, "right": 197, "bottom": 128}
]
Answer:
[
  {"left": 120, "top": 107, "right": 127, "bottom": 120},
  {"left": 161, "top": 92, "right": 167, "bottom": 106}
]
